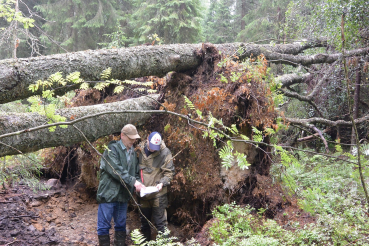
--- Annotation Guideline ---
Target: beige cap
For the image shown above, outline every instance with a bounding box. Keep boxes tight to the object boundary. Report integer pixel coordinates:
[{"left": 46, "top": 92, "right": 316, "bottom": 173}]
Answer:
[{"left": 121, "top": 124, "right": 141, "bottom": 139}]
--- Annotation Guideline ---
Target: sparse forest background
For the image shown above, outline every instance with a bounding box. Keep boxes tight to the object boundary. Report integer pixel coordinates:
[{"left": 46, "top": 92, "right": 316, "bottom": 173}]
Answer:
[{"left": 1, "top": 0, "right": 369, "bottom": 245}]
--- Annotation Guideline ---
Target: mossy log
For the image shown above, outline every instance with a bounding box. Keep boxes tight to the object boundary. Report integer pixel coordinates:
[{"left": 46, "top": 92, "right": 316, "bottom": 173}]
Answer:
[
  {"left": 0, "top": 95, "right": 159, "bottom": 157},
  {"left": 0, "top": 40, "right": 332, "bottom": 104}
]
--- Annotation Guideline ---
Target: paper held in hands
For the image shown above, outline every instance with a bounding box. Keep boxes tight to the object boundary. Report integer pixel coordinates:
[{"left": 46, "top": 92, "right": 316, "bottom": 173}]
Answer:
[{"left": 140, "top": 186, "right": 159, "bottom": 197}]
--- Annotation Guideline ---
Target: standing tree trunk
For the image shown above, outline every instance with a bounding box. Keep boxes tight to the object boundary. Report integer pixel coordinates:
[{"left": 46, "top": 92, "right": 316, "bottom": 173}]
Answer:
[
  {"left": 12, "top": 0, "right": 19, "bottom": 59},
  {"left": 351, "top": 66, "right": 361, "bottom": 149},
  {"left": 240, "top": 0, "right": 246, "bottom": 31}
]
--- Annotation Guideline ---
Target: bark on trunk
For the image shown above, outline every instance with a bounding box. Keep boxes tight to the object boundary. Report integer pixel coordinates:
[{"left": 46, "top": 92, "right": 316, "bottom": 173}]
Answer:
[
  {"left": 0, "top": 95, "right": 159, "bottom": 157},
  {"left": 351, "top": 68, "right": 361, "bottom": 148},
  {"left": 0, "top": 41, "right": 329, "bottom": 104}
]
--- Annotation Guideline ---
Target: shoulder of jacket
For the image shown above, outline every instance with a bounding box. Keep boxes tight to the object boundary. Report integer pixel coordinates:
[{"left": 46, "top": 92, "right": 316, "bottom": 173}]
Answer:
[
  {"left": 160, "top": 147, "right": 172, "bottom": 156},
  {"left": 136, "top": 141, "right": 146, "bottom": 154},
  {"left": 107, "top": 141, "right": 121, "bottom": 152}
]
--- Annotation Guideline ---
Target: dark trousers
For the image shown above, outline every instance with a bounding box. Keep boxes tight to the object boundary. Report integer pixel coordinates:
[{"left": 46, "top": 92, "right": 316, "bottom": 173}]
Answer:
[{"left": 140, "top": 195, "right": 168, "bottom": 236}]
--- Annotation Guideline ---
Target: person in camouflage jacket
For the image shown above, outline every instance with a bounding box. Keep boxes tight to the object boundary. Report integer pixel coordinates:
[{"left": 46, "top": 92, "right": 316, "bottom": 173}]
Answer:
[{"left": 137, "top": 132, "right": 175, "bottom": 241}]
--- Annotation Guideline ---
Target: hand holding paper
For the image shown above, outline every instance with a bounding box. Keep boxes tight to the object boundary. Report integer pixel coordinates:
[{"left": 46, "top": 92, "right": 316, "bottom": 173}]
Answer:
[{"left": 140, "top": 186, "right": 159, "bottom": 197}]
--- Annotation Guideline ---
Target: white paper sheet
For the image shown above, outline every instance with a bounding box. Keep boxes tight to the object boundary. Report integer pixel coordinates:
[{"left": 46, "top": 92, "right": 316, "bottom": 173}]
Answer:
[{"left": 140, "top": 186, "right": 159, "bottom": 197}]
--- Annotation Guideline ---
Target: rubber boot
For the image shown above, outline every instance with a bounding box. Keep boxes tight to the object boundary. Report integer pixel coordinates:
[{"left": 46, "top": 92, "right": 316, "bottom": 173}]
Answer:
[
  {"left": 114, "top": 231, "right": 126, "bottom": 246},
  {"left": 98, "top": 234, "right": 110, "bottom": 246},
  {"left": 142, "top": 229, "right": 151, "bottom": 242}
]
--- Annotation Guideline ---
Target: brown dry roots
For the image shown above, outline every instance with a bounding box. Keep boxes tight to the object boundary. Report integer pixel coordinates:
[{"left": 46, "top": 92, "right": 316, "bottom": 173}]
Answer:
[{"left": 42, "top": 44, "right": 277, "bottom": 238}]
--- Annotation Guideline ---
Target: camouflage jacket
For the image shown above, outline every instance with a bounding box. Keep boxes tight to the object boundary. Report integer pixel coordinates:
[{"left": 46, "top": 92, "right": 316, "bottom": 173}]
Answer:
[{"left": 137, "top": 140, "right": 175, "bottom": 200}]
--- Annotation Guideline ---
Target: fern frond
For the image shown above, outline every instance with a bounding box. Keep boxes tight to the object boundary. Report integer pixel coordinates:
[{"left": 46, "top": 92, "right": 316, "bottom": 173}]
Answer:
[
  {"left": 122, "top": 79, "right": 139, "bottom": 85},
  {"left": 28, "top": 83, "right": 39, "bottom": 92},
  {"left": 183, "top": 95, "right": 195, "bottom": 110},
  {"left": 114, "top": 85, "right": 125, "bottom": 94},
  {"left": 195, "top": 109, "right": 203, "bottom": 119},
  {"left": 361, "top": 143, "right": 369, "bottom": 156},
  {"left": 219, "top": 145, "right": 234, "bottom": 169},
  {"left": 235, "top": 152, "right": 249, "bottom": 170},
  {"left": 48, "top": 72, "right": 64, "bottom": 85},
  {"left": 264, "top": 127, "right": 275, "bottom": 136},
  {"left": 42, "top": 90, "right": 54, "bottom": 99},
  {"left": 130, "top": 229, "right": 147, "bottom": 246},
  {"left": 80, "top": 83, "right": 89, "bottom": 90},
  {"left": 230, "top": 124, "right": 238, "bottom": 135},
  {"left": 100, "top": 68, "right": 112, "bottom": 80},
  {"left": 39, "top": 80, "right": 53, "bottom": 88},
  {"left": 66, "top": 72, "right": 83, "bottom": 84},
  {"left": 94, "top": 82, "right": 110, "bottom": 91},
  {"left": 142, "top": 81, "right": 154, "bottom": 87},
  {"left": 252, "top": 126, "right": 263, "bottom": 142}
]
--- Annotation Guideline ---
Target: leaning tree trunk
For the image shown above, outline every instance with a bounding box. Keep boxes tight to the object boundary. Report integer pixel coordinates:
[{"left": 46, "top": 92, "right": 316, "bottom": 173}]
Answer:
[
  {"left": 0, "top": 40, "right": 331, "bottom": 104},
  {"left": 0, "top": 95, "right": 159, "bottom": 157}
]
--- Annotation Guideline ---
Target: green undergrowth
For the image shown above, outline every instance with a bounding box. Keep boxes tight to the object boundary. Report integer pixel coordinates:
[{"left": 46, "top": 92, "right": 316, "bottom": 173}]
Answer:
[
  {"left": 131, "top": 148, "right": 369, "bottom": 245},
  {"left": 200, "top": 148, "right": 369, "bottom": 245},
  {"left": 0, "top": 151, "right": 47, "bottom": 192},
  {"left": 269, "top": 148, "right": 369, "bottom": 245}
]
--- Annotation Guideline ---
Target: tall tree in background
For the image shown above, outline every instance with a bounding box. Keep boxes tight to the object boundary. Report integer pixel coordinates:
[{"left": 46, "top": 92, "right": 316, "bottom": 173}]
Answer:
[
  {"left": 236, "top": 0, "right": 290, "bottom": 42},
  {"left": 202, "top": 0, "right": 239, "bottom": 43},
  {"left": 132, "top": 0, "right": 203, "bottom": 44},
  {"left": 281, "top": 0, "right": 369, "bottom": 145},
  {"left": 35, "top": 0, "right": 124, "bottom": 53},
  {"left": 0, "top": 0, "right": 41, "bottom": 59},
  {"left": 284, "top": 0, "right": 369, "bottom": 48}
]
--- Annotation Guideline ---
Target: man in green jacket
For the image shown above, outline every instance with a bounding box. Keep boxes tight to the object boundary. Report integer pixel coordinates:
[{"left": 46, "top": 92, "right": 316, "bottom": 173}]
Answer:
[
  {"left": 137, "top": 131, "right": 175, "bottom": 241},
  {"left": 96, "top": 124, "right": 145, "bottom": 246}
]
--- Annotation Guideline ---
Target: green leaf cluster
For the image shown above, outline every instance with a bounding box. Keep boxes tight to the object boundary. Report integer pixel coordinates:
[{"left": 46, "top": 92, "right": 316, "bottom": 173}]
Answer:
[
  {"left": 131, "top": 228, "right": 197, "bottom": 246},
  {"left": 0, "top": 0, "right": 35, "bottom": 28}
]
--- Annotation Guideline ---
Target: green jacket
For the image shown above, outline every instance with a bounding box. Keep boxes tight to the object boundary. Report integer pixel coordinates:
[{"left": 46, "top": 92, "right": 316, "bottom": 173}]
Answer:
[
  {"left": 96, "top": 140, "right": 140, "bottom": 204},
  {"left": 138, "top": 140, "right": 175, "bottom": 200}
]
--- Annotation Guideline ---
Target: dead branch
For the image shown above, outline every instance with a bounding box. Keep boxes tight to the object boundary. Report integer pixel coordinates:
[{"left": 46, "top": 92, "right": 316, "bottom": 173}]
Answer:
[
  {"left": 286, "top": 113, "right": 369, "bottom": 126},
  {"left": 297, "top": 128, "right": 331, "bottom": 142}
]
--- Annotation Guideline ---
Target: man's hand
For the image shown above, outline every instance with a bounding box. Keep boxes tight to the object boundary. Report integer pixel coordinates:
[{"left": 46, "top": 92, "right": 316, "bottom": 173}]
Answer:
[
  {"left": 134, "top": 180, "right": 145, "bottom": 192},
  {"left": 156, "top": 183, "right": 163, "bottom": 191}
]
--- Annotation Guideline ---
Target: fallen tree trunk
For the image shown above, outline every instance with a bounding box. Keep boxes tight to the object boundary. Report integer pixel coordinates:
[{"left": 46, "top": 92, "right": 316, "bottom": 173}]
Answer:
[
  {"left": 0, "top": 95, "right": 159, "bottom": 157},
  {"left": 0, "top": 41, "right": 329, "bottom": 104}
]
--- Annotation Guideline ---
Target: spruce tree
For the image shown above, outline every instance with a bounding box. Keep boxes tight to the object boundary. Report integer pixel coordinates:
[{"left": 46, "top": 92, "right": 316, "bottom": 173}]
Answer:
[
  {"left": 236, "top": 0, "right": 290, "bottom": 43},
  {"left": 202, "top": 0, "right": 239, "bottom": 44},
  {"left": 131, "top": 0, "right": 203, "bottom": 44},
  {"left": 35, "top": 0, "right": 125, "bottom": 53}
]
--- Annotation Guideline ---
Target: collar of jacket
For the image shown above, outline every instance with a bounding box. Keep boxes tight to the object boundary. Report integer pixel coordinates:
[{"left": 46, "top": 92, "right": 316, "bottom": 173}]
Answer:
[
  {"left": 138, "top": 141, "right": 166, "bottom": 159},
  {"left": 119, "top": 139, "right": 134, "bottom": 152}
]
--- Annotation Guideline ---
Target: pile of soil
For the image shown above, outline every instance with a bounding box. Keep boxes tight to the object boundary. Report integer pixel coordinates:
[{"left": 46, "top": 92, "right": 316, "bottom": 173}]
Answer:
[
  {"left": 0, "top": 181, "right": 97, "bottom": 245},
  {"left": 0, "top": 180, "right": 184, "bottom": 246}
]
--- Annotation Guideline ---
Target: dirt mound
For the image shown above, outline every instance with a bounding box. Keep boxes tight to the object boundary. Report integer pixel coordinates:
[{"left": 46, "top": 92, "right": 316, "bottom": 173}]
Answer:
[
  {"left": 0, "top": 185, "right": 62, "bottom": 245},
  {"left": 0, "top": 181, "right": 185, "bottom": 245}
]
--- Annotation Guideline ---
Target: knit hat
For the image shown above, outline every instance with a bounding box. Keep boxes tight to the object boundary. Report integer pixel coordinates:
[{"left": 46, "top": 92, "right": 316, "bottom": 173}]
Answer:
[
  {"left": 148, "top": 132, "right": 162, "bottom": 151},
  {"left": 122, "top": 124, "right": 141, "bottom": 139}
]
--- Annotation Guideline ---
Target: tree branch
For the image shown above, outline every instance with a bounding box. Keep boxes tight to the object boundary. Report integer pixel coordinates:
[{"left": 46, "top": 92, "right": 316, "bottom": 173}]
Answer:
[
  {"left": 286, "top": 113, "right": 369, "bottom": 126},
  {"left": 277, "top": 73, "right": 311, "bottom": 88}
]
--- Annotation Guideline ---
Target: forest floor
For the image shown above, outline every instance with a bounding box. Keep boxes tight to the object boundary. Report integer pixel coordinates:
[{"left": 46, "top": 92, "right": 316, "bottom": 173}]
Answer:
[{"left": 0, "top": 180, "right": 184, "bottom": 246}]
